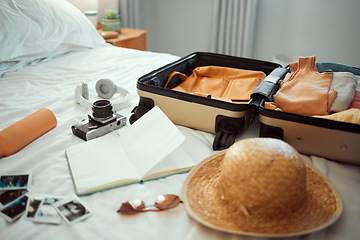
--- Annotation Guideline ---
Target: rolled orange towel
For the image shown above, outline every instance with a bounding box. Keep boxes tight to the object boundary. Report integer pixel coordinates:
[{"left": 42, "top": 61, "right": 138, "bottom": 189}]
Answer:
[{"left": 0, "top": 108, "right": 57, "bottom": 157}]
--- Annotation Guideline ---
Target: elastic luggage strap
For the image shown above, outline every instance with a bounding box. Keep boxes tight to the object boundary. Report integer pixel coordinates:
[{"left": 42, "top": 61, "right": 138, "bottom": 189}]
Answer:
[{"left": 164, "top": 72, "right": 188, "bottom": 88}]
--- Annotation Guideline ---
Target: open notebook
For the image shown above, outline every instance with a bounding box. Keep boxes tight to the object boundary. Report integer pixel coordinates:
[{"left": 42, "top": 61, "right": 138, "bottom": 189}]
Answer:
[{"left": 65, "top": 107, "right": 194, "bottom": 196}]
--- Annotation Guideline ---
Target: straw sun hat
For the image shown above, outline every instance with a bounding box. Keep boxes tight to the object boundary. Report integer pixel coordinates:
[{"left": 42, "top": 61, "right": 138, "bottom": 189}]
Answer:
[{"left": 182, "top": 138, "right": 342, "bottom": 237}]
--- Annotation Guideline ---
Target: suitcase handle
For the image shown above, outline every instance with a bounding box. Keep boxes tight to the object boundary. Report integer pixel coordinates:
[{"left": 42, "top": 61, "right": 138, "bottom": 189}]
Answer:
[{"left": 250, "top": 67, "right": 288, "bottom": 106}]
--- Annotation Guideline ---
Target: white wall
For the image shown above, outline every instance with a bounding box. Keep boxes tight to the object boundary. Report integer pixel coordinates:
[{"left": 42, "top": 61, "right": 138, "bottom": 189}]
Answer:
[
  {"left": 253, "top": 0, "right": 360, "bottom": 66},
  {"left": 67, "top": 0, "right": 118, "bottom": 20},
  {"left": 142, "top": 0, "right": 360, "bottom": 67},
  {"left": 67, "top": 0, "right": 98, "bottom": 12},
  {"left": 143, "top": 0, "right": 215, "bottom": 57}
]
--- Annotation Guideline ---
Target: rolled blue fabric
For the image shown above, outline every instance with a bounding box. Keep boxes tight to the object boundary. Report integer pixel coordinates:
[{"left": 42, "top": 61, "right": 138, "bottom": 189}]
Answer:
[{"left": 316, "top": 62, "right": 360, "bottom": 75}]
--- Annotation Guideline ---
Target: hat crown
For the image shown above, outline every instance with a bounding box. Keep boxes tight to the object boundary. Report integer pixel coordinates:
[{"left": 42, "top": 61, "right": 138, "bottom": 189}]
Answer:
[{"left": 217, "top": 138, "right": 307, "bottom": 219}]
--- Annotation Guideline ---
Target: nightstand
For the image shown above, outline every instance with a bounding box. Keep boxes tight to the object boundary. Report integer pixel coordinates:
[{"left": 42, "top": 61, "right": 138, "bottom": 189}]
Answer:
[{"left": 99, "top": 28, "right": 147, "bottom": 51}]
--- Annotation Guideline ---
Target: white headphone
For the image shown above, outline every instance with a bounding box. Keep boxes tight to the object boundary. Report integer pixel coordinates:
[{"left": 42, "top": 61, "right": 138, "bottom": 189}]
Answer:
[{"left": 75, "top": 79, "right": 130, "bottom": 111}]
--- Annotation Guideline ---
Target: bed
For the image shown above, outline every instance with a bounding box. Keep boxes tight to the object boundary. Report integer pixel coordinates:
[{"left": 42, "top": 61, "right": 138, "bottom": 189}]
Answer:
[{"left": 0, "top": 0, "right": 359, "bottom": 239}]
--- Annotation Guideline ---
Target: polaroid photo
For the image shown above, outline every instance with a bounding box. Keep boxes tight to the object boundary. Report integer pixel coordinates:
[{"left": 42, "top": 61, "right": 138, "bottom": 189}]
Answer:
[
  {"left": 33, "top": 196, "right": 64, "bottom": 224},
  {"left": 54, "top": 196, "right": 92, "bottom": 225},
  {"left": 0, "top": 194, "right": 28, "bottom": 223},
  {"left": 25, "top": 196, "right": 44, "bottom": 221},
  {"left": 0, "top": 189, "right": 28, "bottom": 209},
  {"left": 0, "top": 174, "right": 32, "bottom": 190}
]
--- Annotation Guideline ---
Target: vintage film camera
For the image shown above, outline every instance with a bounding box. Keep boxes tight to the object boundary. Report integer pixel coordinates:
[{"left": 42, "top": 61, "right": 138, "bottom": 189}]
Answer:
[{"left": 72, "top": 100, "right": 126, "bottom": 141}]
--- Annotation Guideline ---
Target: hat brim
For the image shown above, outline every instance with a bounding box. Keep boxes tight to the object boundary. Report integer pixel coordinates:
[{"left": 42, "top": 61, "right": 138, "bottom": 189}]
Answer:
[{"left": 181, "top": 151, "right": 343, "bottom": 238}]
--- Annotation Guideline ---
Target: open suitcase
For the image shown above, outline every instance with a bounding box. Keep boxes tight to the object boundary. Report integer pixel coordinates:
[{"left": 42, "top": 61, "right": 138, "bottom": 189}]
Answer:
[
  {"left": 129, "top": 52, "right": 281, "bottom": 150},
  {"left": 130, "top": 52, "right": 360, "bottom": 165}
]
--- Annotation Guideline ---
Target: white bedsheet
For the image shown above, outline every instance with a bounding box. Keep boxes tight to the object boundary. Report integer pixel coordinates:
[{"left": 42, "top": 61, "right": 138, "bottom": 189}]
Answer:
[{"left": 0, "top": 45, "right": 359, "bottom": 240}]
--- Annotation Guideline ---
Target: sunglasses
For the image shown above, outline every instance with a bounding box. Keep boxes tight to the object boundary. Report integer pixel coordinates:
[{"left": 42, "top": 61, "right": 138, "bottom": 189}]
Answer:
[{"left": 117, "top": 194, "right": 182, "bottom": 215}]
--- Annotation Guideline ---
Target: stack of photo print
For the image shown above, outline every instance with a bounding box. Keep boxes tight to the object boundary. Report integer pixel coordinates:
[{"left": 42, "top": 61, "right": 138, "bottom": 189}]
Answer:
[{"left": 0, "top": 174, "right": 92, "bottom": 225}]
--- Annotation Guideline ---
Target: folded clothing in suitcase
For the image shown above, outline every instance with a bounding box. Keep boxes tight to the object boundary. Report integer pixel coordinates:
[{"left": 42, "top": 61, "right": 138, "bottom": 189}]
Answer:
[
  {"left": 253, "top": 57, "right": 360, "bottom": 165},
  {"left": 130, "top": 52, "right": 281, "bottom": 150}
]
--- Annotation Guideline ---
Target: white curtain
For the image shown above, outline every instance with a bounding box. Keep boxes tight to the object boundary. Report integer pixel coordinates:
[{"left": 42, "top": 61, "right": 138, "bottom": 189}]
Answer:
[
  {"left": 119, "top": 0, "right": 145, "bottom": 29},
  {"left": 210, "top": 0, "right": 258, "bottom": 58}
]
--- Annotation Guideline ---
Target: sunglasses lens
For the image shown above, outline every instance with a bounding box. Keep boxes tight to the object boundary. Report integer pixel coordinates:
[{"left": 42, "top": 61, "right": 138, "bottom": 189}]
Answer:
[
  {"left": 155, "top": 194, "right": 181, "bottom": 210},
  {"left": 118, "top": 199, "right": 145, "bottom": 215}
]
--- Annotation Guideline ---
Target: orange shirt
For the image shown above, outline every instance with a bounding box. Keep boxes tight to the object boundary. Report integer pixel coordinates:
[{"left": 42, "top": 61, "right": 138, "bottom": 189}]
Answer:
[{"left": 273, "top": 56, "right": 337, "bottom": 116}]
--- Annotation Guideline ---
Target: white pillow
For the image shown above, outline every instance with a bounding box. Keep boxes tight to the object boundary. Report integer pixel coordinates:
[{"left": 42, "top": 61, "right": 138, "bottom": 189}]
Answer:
[{"left": 0, "top": 0, "right": 105, "bottom": 62}]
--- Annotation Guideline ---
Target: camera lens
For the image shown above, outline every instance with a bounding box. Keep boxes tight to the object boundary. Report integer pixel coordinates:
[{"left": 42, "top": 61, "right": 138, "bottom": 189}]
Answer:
[{"left": 92, "top": 100, "right": 113, "bottom": 118}]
